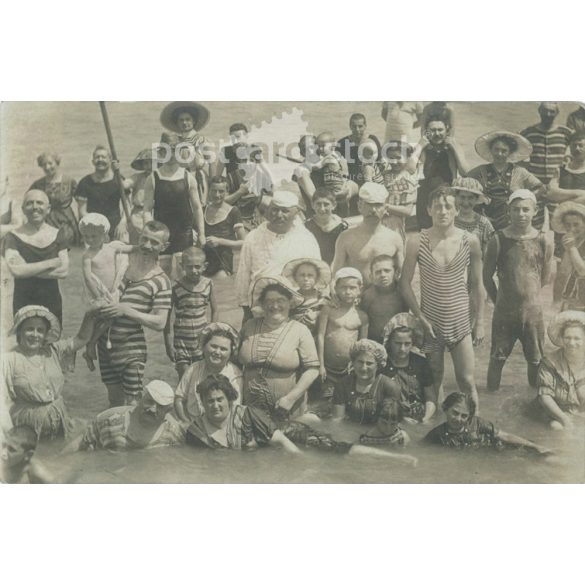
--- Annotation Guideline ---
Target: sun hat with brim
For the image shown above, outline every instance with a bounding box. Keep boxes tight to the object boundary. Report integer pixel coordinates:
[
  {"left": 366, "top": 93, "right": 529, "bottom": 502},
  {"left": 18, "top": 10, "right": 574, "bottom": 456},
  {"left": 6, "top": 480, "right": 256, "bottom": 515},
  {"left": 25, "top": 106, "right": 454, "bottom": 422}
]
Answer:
[
  {"left": 144, "top": 380, "right": 175, "bottom": 406},
  {"left": 131, "top": 148, "right": 157, "bottom": 171},
  {"left": 551, "top": 201, "right": 585, "bottom": 234},
  {"left": 475, "top": 131, "right": 533, "bottom": 164},
  {"left": 251, "top": 275, "right": 303, "bottom": 309},
  {"left": 9, "top": 305, "right": 61, "bottom": 343},
  {"left": 282, "top": 258, "right": 332, "bottom": 290},
  {"left": 160, "top": 101, "right": 210, "bottom": 133},
  {"left": 547, "top": 310, "right": 585, "bottom": 347},
  {"left": 200, "top": 322, "right": 239, "bottom": 350},
  {"left": 450, "top": 177, "right": 490, "bottom": 205},
  {"left": 382, "top": 312, "right": 425, "bottom": 350}
]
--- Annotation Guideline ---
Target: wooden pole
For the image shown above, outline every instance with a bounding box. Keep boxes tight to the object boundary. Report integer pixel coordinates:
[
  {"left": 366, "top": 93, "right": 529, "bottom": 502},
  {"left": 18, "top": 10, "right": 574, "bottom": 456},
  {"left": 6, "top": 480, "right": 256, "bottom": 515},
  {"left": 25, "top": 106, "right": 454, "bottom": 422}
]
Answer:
[{"left": 98, "top": 102, "right": 132, "bottom": 224}]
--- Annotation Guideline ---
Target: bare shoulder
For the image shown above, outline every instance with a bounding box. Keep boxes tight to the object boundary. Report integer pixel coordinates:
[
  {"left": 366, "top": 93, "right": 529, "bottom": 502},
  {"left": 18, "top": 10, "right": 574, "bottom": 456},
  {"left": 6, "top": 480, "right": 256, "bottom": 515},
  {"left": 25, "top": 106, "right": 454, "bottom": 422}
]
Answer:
[{"left": 356, "top": 307, "right": 369, "bottom": 322}]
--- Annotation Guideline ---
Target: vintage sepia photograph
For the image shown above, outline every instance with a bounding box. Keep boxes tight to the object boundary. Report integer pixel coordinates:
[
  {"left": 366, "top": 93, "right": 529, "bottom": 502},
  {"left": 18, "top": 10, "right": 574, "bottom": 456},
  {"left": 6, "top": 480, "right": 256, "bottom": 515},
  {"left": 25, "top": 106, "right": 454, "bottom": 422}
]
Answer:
[{"left": 1, "top": 100, "right": 584, "bottom": 484}]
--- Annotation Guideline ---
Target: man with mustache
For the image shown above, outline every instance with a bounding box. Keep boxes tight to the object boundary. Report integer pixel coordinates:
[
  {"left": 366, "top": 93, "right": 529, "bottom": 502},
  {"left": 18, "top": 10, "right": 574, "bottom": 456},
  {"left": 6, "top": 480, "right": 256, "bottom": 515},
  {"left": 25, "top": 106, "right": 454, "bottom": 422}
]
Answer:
[
  {"left": 67, "top": 381, "right": 185, "bottom": 451},
  {"left": 75, "top": 145, "right": 124, "bottom": 240},
  {"left": 331, "top": 182, "right": 403, "bottom": 285}
]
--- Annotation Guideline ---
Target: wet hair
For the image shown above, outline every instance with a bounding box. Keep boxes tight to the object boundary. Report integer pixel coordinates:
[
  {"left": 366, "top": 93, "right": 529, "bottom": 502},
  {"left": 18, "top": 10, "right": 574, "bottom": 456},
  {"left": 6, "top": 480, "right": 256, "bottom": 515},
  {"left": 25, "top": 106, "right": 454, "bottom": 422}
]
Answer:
[
  {"left": 92, "top": 145, "right": 111, "bottom": 158},
  {"left": 370, "top": 253, "right": 399, "bottom": 272},
  {"left": 559, "top": 320, "right": 585, "bottom": 338},
  {"left": 427, "top": 185, "right": 456, "bottom": 209},
  {"left": 197, "top": 374, "right": 239, "bottom": 403},
  {"left": 36, "top": 152, "right": 61, "bottom": 167},
  {"left": 569, "top": 130, "right": 585, "bottom": 144},
  {"left": 258, "top": 283, "right": 294, "bottom": 304},
  {"left": 143, "top": 220, "right": 170, "bottom": 242},
  {"left": 489, "top": 135, "right": 519, "bottom": 154},
  {"left": 350, "top": 113, "right": 366, "bottom": 125},
  {"left": 441, "top": 392, "right": 476, "bottom": 417},
  {"left": 209, "top": 175, "right": 228, "bottom": 187},
  {"left": 6, "top": 425, "right": 38, "bottom": 452},
  {"left": 312, "top": 187, "right": 336, "bottom": 204},
  {"left": 229, "top": 123, "right": 248, "bottom": 135},
  {"left": 181, "top": 246, "right": 207, "bottom": 263},
  {"left": 425, "top": 113, "right": 450, "bottom": 130}
]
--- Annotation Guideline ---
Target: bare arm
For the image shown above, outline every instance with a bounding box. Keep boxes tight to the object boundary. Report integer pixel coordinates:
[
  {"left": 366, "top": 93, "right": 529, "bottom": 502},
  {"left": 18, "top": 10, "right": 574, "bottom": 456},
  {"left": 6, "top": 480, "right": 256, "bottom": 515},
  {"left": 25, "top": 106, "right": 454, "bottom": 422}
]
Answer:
[
  {"left": 99, "top": 305, "right": 169, "bottom": 332},
  {"left": 541, "top": 232, "right": 555, "bottom": 286},
  {"left": 422, "top": 386, "right": 437, "bottom": 423},
  {"left": 82, "top": 254, "right": 103, "bottom": 299},
  {"left": 5, "top": 248, "right": 61, "bottom": 278},
  {"left": 398, "top": 234, "right": 421, "bottom": 317},
  {"left": 331, "top": 234, "right": 349, "bottom": 278},
  {"left": 447, "top": 138, "right": 470, "bottom": 176},
  {"left": 496, "top": 429, "right": 551, "bottom": 455},
  {"left": 269, "top": 429, "right": 302, "bottom": 454},
  {"left": 381, "top": 102, "right": 388, "bottom": 121},
  {"left": 174, "top": 397, "right": 189, "bottom": 423},
  {"left": 358, "top": 311, "right": 369, "bottom": 340},
  {"left": 39, "top": 249, "right": 69, "bottom": 279},
  {"left": 482, "top": 236, "right": 499, "bottom": 304},
  {"left": 70, "top": 310, "right": 98, "bottom": 352},
  {"left": 538, "top": 395, "right": 571, "bottom": 427},
  {"left": 76, "top": 197, "right": 88, "bottom": 218},
  {"left": 225, "top": 183, "right": 248, "bottom": 205},
  {"left": 317, "top": 305, "right": 330, "bottom": 381},
  {"left": 209, "top": 283, "right": 218, "bottom": 322},
  {"left": 468, "top": 234, "right": 486, "bottom": 344},
  {"left": 188, "top": 177, "right": 206, "bottom": 246},
  {"left": 405, "top": 139, "right": 427, "bottom": 175},
  {"left": 385, "top": 203, "right": 414, "bottom": 218}
]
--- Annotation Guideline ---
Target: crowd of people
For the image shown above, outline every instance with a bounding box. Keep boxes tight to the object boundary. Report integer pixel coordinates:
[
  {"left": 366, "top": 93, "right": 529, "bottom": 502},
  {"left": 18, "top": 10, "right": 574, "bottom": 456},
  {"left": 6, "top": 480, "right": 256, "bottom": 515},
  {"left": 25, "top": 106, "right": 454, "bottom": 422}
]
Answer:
[{"left": 2, "top": 100, "right": 585, "bottom": 483}]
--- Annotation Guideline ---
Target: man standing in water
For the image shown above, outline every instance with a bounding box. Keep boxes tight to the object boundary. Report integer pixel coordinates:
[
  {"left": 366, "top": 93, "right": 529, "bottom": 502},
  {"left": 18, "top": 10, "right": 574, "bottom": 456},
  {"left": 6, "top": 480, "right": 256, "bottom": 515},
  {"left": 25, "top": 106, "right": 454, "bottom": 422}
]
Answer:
[
  {"left": 235, "top": 191, "right": 321, "bottom": 322},
  {"left": 400, "top": 186, "right": 485, "bottom": 407},
  {"left": 331, "top": 182, "right": 403, "bottom": 285},
  {"left": 96, "top": 221, "right": 172, "bottom": 407},
  {"left": 75, "top": 145, "right": 123, "bottom": 240}
]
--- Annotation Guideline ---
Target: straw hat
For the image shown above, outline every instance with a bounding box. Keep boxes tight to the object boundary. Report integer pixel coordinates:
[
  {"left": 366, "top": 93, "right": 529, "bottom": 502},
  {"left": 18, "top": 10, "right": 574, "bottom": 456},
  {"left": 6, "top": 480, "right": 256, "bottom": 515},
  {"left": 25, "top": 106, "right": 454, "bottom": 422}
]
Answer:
[
  {"left": 131, "top": 148, "right": 157, "bottom": 171},
  {"left": 450, "top": 177, "right": 490, "bottom": 205},
  {"left": 144, "top": 380, "right": 175, "bottom": 406},
  {"left": 547, "top": 311, "right": 585, "bottom": 347},
  {"left": 10, "top": 305, "right": 61, "bottom": 343},
  {"left": 551, "top": 201, "right": 585, "bottom": 234},
  {"left": 160, "top": 101, "right": 210, "bottom": 133},
  {"left": 382, "top": 312, "right": 425, "bottom": 350},
  {"left": 282, "top": 258, "right": 332, "bottom": 290},
  {"left": 475, "top": 131, "right": 533, "bottom": 163},
  {"left": 251, "top": 275, "right": 303, "bottom": 308}
]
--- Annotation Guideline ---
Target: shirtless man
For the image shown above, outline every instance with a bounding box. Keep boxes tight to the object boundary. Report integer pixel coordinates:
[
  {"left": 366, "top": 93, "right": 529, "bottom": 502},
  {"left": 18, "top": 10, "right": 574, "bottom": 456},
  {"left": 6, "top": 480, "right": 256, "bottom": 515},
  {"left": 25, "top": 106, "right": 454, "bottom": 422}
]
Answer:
[
  {"left": 331, "top": 182, "right": 403, "bottom": 284},
  {"left": 400, "top": 186, "right": 485, "bottom": 407}
]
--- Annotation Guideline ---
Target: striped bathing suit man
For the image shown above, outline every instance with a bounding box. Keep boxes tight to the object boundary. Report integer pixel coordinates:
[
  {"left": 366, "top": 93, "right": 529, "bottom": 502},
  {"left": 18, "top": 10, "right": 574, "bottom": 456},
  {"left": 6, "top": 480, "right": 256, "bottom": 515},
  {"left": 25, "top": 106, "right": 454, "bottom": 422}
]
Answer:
[
  {"left": 98, "top": 270, "right": 172, "bottom": 401},
  {"left": 171, "top": 277, "right": 213, "bottom": 370},
  {"left": 520, "top": 125, "right": 572, "bottom": 185},
  {"left": 418, "top": 229, "right": 472, "bottom": 354}
]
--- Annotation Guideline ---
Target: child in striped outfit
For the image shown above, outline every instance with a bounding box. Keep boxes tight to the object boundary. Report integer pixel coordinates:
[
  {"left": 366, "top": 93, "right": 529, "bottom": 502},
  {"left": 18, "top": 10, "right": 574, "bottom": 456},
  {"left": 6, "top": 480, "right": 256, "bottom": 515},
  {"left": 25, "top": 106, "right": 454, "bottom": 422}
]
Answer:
[{"left": 164, "top": 247, "right": 217, "bottom": 377}]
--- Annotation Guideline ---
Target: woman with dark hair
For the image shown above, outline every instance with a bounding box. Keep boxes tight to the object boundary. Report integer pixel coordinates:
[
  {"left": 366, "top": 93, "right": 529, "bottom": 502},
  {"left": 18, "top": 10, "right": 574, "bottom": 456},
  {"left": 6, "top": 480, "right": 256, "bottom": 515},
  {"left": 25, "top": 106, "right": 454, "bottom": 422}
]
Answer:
[
  {"left": 468, "top": 130, "right": 544, "bottom": 230},
  {"left": 238, "top": 276, "right": 320, "bottom": 421},
  {"left": 186, "top": 374, "right": 418, "bottom": 464},
  {"left": 424, "top": 391, "right": 550, "bottom": 453},
  {"left": 29, "top": 152, "right": 80, "bottom": 246}
]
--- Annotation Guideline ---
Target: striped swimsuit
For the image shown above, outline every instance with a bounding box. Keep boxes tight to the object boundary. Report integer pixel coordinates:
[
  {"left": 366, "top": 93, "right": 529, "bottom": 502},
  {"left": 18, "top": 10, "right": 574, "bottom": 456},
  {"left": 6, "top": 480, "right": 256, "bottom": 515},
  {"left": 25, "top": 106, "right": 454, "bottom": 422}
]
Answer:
[
  {"left": 172, "top": 278, "right": 213, "bottom": 366},
  {"left": 418, "top": 229, "right": 472, "bottom": 353}
]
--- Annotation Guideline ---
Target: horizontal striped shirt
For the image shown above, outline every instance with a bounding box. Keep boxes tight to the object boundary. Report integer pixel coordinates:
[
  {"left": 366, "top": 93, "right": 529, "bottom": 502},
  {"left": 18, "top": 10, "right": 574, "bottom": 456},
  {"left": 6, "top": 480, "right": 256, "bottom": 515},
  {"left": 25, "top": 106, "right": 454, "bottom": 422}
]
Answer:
[
  {"left": 520, "top": 125, "right": 572, "bottom": 183},
  {"left": 106, "top": 271, "right": 172, "bottom": 362}
]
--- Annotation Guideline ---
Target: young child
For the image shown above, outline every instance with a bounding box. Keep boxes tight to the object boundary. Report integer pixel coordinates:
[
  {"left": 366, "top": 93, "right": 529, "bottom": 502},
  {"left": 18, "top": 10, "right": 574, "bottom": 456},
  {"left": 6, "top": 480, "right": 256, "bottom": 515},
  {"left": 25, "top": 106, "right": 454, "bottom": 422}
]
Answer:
[
  {"left": 204, "top": 176, "right": 246, "bottom": 278},
  {"left": 452, "top": 177, "right": 495, "bottom": 257},
  {"left": 304, "top": 188, "right": 348, "bottom": 265},
  {"left": 551, "top": 202, "right": 585, "bottom": 311},
  {"left": 317, "top": 267, "right": 368, "bottom": 391},
  {"left": 483, "top": 190, "right": 554, "bottom": 391},
  {"left": 360, "top": 254, "right": 407, "bottom": 344},
  {"left": 283, "top": 257, "right": 332, "bottom": 336},
  {"left": 400, "top": 186, "right": 484, "bottom": 407},
  {"left": 310, "top": 132, "right": 359, "bottom": 217},
  {"left": 1, "top": 426, "right": 53, "bottom": 484},
  {"left": 164, "top": 246, "right": 218, "bottom": 377},
  {"left": 79, "top": 213, "right": 134, "bottom": 370},
  {"left": 380, "top": 141, "right": 418, "bottom": 242}
]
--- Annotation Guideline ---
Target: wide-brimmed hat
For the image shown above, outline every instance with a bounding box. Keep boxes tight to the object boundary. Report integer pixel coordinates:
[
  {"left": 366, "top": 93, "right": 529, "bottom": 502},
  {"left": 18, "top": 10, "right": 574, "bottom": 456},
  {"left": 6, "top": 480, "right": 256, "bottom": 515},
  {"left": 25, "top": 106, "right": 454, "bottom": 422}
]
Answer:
[
  {"left": 160, "top": 101, "right": 210, "bottom": 133},
  {"left": 551, "top": 201, "right": 585, "bottom": 234},
  {"left": 131, "top": 148, "right": 157, "bottom": 171},
  {"left": 144, "top": 380, "right": 175, "bottom": 406},
  {"left": 382, "top": 312, "right": 424, "bottom": 350},
  {"left": 9, "top": 305, "right": 61, "bottom": 343},
  {"left": 450, "top": 177, "right": 490, "bottom": 205},
  {"left": 475, "top": 131, "right": 533, "bottom": 163},
  {"left": 282, "top": 258, "right": 332, "bottom": 290},
  {"left": 547, "top": 311, "right": 585, "bottom": 347},
  {"left": 199, "top": 322, "right": 239, "bottom": 351},
  {"left": 251, "top": 275, "right": 303, "bottom": 308}
]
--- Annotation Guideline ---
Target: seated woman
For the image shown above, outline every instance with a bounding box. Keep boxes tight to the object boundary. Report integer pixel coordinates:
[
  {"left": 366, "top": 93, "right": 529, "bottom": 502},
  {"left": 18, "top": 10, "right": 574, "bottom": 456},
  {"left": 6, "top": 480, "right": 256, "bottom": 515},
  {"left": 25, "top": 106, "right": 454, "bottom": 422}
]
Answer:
[
  {"left": 332, "top": 339, "right": 409, "bottom": 446},
  {"left": 2, "top": 305, "right": 95, "bottom": 439},
  {"left": 425, "top": 392, "right": 551, "bottom": 454},
  {"left": 186, "top": 374, "right": 417, "bottom": 465},
  {"left": 381, "top": 313, "right": 436, "bottom": 424},
  {"left": 174, "top": 322, "right": 243, "bottom": 423},
  {"left": 537, "top": 311, "right": 585, "bottom": 430},
  {"left": 238, "top": 276, "right": 320, "bottom": 422}
]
